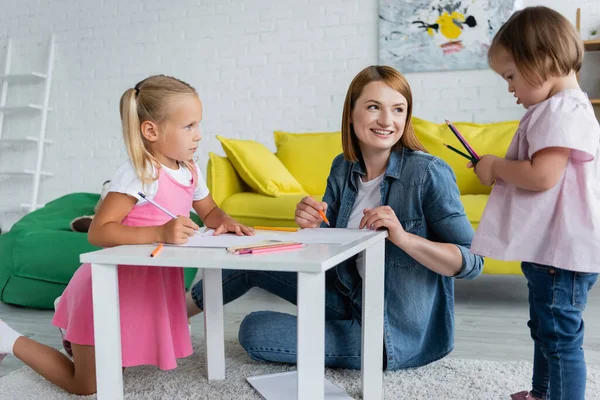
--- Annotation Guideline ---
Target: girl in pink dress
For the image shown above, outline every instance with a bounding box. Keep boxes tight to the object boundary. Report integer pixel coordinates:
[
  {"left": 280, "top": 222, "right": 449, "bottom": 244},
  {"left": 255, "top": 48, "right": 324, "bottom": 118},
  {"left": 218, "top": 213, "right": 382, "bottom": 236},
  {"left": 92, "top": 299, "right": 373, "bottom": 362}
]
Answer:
[
  {"left": 0, "top": 75, "right": 254, "bottom": 395},
  {"left": 470, "top": 7, "right": 600, "bottom": 400}
]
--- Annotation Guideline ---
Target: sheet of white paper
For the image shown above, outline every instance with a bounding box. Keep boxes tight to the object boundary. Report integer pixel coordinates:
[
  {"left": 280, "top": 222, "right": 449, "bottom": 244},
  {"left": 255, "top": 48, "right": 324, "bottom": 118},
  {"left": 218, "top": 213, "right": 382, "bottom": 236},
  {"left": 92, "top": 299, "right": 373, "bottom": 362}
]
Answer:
[
  {"left": 247, "top": 371, "right": 352, "bottom": 400},
  {"left": 169, "top": 227, "right": 370, "bottom": 247},
  {"left": 282, "top": 228, "right": 369, "bottom": 245},
  {"left": 175, "top": 230, "right": 282, "bottom": 248}
]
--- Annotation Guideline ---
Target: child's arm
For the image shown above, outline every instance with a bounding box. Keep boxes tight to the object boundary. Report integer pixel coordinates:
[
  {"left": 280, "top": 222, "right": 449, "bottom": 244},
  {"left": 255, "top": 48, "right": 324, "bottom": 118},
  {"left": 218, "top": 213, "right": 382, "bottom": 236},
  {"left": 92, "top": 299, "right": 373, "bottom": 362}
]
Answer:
[
  {"left": 88, "top": 192, "right": 199, "bottom": 247},
  {"left": 474, "top": 147, "right": 571, "bottom": 191},
  {"left": 192, "top": 195, "right": 254, "bottom": 236}
]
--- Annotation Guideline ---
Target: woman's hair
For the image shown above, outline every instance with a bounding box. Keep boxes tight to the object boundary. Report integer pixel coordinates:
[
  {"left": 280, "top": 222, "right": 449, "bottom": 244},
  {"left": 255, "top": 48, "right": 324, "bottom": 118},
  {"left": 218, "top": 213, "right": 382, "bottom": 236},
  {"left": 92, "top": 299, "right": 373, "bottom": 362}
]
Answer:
[
  {"left": 341, "top": 65, "right": 426, "bottom": 163},
  {"left": 119, "top": 74, "right": 198, "bottom": 185},
  {"left": 488, "top": 6, "right": 584, "bottom": 87}
]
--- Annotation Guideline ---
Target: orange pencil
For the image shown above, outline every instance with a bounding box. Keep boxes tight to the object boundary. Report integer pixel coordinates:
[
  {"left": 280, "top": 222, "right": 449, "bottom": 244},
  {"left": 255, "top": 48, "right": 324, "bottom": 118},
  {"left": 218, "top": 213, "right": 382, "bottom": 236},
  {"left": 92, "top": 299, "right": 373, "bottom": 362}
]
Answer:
[
  {"left": 318, "top": 209, "right": 330, "bottom": 226},
  {"left": 310, "top": 196, "right": 330, "bottom": 226},
  {"left": 254, "top": 226, "right": 299, "bottom": 232},
  {"left": 150, "top": 243, "right": 164, "bottom": 258}
]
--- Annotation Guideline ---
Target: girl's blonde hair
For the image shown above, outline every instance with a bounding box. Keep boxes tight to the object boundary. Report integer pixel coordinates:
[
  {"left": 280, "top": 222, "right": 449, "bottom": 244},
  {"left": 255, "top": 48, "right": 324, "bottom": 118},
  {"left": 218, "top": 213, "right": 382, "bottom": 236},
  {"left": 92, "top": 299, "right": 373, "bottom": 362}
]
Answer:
[
  {"left": 119, "top": 74, "right": 198, "bottom": 185},
  {"left": 341, "top": 65, "right": 426, "bottom": 163},
  {"left": 488, "top": 6, "right": 584, "bottom": 87}
]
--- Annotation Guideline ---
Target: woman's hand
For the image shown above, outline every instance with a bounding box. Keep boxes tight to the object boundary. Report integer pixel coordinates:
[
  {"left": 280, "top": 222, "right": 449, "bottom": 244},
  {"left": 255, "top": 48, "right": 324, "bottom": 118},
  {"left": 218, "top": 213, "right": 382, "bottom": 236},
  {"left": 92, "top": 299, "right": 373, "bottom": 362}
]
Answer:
[
  {"left": 468, "top": 155, "right": 498, "bottom": 186},
  {"left": 295, "top": 196, "right": 328, "bottom": 228},
  {"left": 359, "top": 206, "right": 409, "bottom": 248},
  {"left": 213, "top": 218, "right": 255, "bottom": 236},
  {"left": 160, "top": 216, "right": 200, "bottom": 244}
]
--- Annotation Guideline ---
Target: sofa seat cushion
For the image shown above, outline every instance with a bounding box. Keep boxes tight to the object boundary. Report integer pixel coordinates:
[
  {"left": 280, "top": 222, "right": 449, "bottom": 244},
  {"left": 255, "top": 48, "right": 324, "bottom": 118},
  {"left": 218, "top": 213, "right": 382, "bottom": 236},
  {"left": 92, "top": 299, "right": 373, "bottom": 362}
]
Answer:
[{"left": 221, "top": 192, "right": 323, "bottom": 227}]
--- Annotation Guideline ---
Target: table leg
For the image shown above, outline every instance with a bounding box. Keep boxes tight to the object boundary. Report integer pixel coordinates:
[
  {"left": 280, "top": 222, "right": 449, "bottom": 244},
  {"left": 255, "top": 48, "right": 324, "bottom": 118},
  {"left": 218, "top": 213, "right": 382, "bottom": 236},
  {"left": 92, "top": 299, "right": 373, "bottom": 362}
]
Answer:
[
  {"left": 203, "top": 268, "right": 225, "bottom": 380},
  {"left": 361, "top": 239, "right": 385, "bottom": 399},
  {"left": 91, "top": 263, "right": 123, "bottom": 400},
  {"left": 297, "top": 271, "right": 325, "bottom": 400}
]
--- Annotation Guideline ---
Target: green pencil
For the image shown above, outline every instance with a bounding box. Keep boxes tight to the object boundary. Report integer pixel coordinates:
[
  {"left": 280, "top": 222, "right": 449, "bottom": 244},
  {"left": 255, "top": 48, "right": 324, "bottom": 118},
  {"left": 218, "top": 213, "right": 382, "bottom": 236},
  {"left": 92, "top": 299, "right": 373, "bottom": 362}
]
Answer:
[{"left": 443, "top": 143, "right": 477, "bottom": 163}]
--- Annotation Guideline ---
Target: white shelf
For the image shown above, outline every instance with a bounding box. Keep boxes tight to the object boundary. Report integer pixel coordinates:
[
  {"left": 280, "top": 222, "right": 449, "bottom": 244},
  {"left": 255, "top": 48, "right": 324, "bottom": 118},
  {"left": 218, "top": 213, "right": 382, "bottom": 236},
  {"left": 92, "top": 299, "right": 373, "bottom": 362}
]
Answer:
[
  {"left": 0, "top": 203, "right": 45, "bottom": 213},
  {"left": 0, "top": 169, "right": 54, "bottom": 178},
  {"left": 0, "top": 104, "right": 53, "bottom": 113},
  {"left": 0, "top": 72, "right": 47, "bottom": 83},
  {"left": 19, "top": 202, "right": 45, "bottom": 210},
  {"left": 0, "top": 136, "right": 54, "bottom": 145}
]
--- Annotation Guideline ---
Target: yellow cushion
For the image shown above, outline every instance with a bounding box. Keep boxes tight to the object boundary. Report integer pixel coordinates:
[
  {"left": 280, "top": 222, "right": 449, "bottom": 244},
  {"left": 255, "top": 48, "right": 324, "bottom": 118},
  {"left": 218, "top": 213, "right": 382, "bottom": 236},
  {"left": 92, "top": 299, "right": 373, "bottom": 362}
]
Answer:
[
  {"left": 412, "top": 117, "right": 519, "bottom": 195},
  {"left": 274, "top": 130, "right": 342, "bottom": 195},
  {"left": 217, "top": 135, "right": 306, "bottom": 197},
  {"left": 221, "top": 192, "right": 323, "bottom": 227},
  {"left": 206, "top": 152, "right": 247, "bottom": 207}
]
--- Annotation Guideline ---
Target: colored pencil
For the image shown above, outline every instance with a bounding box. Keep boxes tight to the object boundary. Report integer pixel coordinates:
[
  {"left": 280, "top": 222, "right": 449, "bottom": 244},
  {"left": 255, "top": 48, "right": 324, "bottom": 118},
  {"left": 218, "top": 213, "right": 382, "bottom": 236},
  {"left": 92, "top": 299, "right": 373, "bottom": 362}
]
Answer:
[
  {"left": 443, "top": 143, "right": 476, "bottom": 162},
  {"left": 238, "top": 243, "right": 304, "bottom": 255},
  {"left": 310, "top": 196, "right": 330, "bottom": 226},
  {"left": 254, "top": 226, "right": 299, "bottom": 232},
  {"left": 137, "top": 192, "right": 201, "bottom": 236},
  {"left": 150, "top": 243, "right": 164, "bottom": 257},
  {"left": 444, "top": 120, "right": 480, "bottom": 160},
  {"left": 227, "top": 241, "right": 300, "bottom": 253}
]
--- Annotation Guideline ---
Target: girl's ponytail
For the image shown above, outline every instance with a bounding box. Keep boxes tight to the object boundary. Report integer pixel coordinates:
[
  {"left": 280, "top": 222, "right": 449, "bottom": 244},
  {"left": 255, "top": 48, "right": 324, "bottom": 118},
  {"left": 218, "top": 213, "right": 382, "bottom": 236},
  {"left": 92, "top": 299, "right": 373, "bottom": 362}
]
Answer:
[{"left": 119, "top": 88, "right": 155, "bottom": 186}]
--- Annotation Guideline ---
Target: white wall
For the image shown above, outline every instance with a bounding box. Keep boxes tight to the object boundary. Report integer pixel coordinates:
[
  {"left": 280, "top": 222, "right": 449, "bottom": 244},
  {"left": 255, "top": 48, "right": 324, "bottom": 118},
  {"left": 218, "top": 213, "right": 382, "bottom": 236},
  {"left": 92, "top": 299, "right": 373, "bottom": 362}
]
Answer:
[{"left": 0, "top": 0, "right": 598, "bottom": 230}]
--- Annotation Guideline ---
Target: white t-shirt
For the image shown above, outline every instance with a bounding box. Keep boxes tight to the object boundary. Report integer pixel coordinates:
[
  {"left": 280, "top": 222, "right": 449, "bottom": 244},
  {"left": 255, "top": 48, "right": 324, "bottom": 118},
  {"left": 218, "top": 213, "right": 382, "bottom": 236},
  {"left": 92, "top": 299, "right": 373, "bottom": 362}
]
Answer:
[
  {"left": 109, "top": 160, "right": 210, "bottom": 206},
  {"left": 347, "top": 173, "right": 385, "bottom": 278}
]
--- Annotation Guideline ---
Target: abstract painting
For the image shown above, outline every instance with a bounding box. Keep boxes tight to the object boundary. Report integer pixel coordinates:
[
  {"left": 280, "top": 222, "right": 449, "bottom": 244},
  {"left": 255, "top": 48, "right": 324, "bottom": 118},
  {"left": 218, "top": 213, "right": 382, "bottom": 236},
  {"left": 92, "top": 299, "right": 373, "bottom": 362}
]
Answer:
[{"left": 379, "top": 0, "right": 517, "bottom": 72}]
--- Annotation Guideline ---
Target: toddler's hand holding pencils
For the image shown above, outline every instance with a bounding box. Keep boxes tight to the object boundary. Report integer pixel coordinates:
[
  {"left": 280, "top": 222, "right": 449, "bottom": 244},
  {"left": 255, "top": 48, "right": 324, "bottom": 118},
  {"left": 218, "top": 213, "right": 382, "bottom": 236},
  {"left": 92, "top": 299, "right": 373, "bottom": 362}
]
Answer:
[{"left": 468, "top": 154, "right": 499, "bottom": 186}]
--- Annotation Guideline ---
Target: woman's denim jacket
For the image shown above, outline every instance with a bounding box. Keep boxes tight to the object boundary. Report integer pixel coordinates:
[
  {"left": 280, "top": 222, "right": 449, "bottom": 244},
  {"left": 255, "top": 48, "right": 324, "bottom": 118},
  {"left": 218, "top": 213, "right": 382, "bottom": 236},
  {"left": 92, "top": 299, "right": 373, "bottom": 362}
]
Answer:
[{"left": 323, "top": 148, "right": 483, "bottom": 370}]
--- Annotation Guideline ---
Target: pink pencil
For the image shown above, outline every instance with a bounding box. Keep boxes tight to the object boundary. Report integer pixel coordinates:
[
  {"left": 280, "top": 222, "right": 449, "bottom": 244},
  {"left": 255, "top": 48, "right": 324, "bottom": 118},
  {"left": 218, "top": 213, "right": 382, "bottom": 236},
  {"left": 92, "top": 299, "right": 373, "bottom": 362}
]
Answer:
[
  {"left": 238, "top": 243, "right": 304, "bottom": 255},
  {"left": 445, "top": 120, "right": 480, "bottom": 160}
]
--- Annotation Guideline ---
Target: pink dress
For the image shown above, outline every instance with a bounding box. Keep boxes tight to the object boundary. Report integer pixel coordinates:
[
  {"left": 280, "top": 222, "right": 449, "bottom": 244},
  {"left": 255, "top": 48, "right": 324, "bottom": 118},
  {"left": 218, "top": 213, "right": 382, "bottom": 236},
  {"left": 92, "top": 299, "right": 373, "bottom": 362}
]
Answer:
[{"left": 52, "top": 168, "right": 195, "bottom": 370}]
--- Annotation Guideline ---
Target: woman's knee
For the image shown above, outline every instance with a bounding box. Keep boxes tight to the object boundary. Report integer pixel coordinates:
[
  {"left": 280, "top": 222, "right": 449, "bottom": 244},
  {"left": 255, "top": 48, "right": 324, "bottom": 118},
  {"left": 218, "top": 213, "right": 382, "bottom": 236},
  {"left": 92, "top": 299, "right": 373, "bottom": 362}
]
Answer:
[
  {"left": 238, "top": 311, "right": 272, "bottom": 350},
  {"left": 238, "top": 311, "right": 297, "bottom": 358}
]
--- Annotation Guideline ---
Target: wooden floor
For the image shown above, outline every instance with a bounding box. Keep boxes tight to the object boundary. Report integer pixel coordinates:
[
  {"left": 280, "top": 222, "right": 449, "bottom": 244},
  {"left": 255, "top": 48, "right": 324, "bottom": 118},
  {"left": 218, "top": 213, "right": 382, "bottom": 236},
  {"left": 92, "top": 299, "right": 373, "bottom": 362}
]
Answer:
[{"left": 1, "top": 273, "right": 599, "bottom": 378}]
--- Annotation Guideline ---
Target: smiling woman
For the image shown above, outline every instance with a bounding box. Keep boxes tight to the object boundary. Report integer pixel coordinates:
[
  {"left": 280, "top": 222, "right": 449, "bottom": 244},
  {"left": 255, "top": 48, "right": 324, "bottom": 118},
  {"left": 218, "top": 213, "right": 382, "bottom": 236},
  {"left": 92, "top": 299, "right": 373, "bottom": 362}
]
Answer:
[{"left": 187, "top": 65, "right": 484, "bottom": 372}]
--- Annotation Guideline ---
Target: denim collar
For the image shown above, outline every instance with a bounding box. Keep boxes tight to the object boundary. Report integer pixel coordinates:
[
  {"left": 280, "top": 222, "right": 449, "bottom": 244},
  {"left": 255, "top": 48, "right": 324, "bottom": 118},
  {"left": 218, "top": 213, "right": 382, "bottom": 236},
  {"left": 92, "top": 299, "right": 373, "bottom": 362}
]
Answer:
[{"left": 349, "top": 147, "right": 404, "bottom": 190}]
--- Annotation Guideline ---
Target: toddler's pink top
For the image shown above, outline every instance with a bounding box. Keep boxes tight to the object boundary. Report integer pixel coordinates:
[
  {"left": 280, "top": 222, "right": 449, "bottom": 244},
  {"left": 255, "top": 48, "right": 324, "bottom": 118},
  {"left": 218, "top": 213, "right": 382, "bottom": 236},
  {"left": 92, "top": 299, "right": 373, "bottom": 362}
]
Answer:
[
  {"left": 472, "top": 90, "right": 600, "bottom": 273},
  {"left": 52, "top": 166, "right": 196, "bottom": 369}
]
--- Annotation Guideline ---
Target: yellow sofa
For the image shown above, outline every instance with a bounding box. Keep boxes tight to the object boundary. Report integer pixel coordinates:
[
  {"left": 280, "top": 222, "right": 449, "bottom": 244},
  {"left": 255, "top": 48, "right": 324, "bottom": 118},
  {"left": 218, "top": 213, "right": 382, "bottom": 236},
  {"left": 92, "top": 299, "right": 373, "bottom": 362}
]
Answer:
[{"left": 206, "top": 117, "right": 522, "bottom": 275}]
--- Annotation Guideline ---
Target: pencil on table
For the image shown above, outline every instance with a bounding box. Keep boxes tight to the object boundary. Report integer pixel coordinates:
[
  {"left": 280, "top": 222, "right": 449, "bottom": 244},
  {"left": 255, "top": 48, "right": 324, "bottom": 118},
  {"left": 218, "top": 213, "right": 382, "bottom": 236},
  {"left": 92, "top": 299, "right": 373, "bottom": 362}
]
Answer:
[
  {"left": 254, "top": 226, "right": 299, "bottom": 232},
  {"left": 150, "top": 243, "right": 164, "bottom": 258}
]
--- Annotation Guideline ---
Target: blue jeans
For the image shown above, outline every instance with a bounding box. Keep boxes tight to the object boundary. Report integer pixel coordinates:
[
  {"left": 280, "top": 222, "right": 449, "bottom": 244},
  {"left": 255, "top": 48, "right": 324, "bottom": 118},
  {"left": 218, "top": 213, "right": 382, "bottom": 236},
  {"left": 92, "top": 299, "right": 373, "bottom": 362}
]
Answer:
[
  {"left": 190, "top": 269, "right": 369, "bottom": 369},
  {"left": 521, "top": 262, "right": 597, "bottom": 400}
]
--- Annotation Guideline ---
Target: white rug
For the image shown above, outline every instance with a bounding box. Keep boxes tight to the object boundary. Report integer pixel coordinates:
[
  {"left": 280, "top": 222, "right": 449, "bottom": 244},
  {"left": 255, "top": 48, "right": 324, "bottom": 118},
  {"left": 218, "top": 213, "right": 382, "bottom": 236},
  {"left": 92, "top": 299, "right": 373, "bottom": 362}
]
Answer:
[{"left": 1, "top": 342, "right": 599, "bottom": 400}]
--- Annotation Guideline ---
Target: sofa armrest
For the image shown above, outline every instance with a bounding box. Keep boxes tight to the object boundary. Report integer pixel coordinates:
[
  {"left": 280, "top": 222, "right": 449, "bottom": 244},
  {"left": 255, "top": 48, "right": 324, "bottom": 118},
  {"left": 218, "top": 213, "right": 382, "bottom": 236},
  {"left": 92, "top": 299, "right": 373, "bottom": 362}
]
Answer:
[{"left": 206, "top": 152, "right": 247, "bottom": 207}]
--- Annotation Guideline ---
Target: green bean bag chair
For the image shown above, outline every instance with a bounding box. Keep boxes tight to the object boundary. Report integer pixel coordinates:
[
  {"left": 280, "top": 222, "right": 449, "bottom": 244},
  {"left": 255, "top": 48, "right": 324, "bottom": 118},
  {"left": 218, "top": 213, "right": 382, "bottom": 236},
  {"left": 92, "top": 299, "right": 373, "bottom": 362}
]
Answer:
[{"left": 0, "top": 192, "right": 200, "bottom": 309}]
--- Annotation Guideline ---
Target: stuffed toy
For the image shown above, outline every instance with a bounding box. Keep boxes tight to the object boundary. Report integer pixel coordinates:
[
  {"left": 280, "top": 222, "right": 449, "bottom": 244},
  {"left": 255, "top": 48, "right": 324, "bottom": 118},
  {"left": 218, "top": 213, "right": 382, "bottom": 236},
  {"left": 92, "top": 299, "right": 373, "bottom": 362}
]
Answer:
[{"left": 70, "top": 180, "right": 111, "bottom": 233}]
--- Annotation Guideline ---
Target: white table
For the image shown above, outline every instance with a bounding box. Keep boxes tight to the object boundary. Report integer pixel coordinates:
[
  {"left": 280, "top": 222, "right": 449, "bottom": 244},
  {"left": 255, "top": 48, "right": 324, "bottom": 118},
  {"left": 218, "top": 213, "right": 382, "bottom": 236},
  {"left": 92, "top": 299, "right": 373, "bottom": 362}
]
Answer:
[{"left": 80, "top": 229, "right": 387, "bottom": 400}]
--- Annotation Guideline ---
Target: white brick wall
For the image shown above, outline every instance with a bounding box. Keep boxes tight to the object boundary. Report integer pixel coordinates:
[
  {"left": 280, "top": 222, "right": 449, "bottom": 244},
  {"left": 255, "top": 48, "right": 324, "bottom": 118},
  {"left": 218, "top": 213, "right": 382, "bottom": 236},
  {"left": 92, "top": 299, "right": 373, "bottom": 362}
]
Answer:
[{"left": 0, "top": 0, "right": 599, "bottom": 231}]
